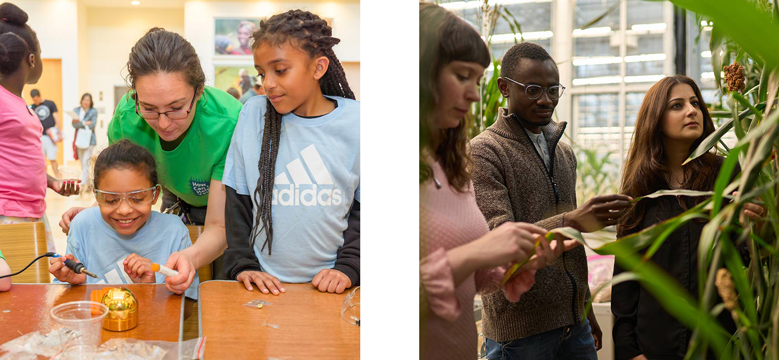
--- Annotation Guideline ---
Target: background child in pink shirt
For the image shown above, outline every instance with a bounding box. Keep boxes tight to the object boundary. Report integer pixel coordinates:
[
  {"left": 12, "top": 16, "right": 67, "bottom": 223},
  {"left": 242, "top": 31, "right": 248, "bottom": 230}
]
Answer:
[{"left": 0, "top": 3, "right": 79, "bottom": 251}]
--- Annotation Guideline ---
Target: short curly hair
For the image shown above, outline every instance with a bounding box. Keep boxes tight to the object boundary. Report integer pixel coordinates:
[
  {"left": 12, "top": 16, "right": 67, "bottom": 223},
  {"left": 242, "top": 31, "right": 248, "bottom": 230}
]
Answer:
[{"left": 500, "top": 42, "right": 555, "bottom": 78}]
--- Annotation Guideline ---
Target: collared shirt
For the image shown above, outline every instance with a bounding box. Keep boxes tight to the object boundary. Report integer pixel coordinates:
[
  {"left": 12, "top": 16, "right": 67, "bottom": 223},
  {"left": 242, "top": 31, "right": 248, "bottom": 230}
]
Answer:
[{"left": 523, "top": 127, "right": 550, "bottom": 170}]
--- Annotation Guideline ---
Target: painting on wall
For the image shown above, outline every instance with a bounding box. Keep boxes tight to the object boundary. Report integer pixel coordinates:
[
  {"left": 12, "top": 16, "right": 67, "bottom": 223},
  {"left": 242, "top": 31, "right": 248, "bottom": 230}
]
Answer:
[
  {"left": 214, "top": 66, "right": 258, "bottom": 98},
  {"left": 214, "top": 17, "right": 333, "bottom": 56},
  {"left": 214, "top": 18, "right": 260, "bottom": 56}
]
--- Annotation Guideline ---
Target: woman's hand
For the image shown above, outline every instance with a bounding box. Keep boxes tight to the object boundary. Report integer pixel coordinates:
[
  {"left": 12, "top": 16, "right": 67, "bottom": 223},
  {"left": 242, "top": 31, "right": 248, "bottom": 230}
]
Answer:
[
  {"left": 446, "top": 222, "right": 544, "bottom": 287},
  {"left": 162, "top": 251, "right": 197, "bottom": 294},
  {"left": 236, "top": 270, "right": 285, "bottom": 295},
  {"left": 521, "top": 234, "right": 582, "bottom": 271},
  {"left": 312, "top": 269, "right": 351, "bottom": 294},
  {"left": 473, "top": 222, "right": 547, "bottom": 267},
  {"left": 734, "top": 191, "right": 767, "bottom": 226},
  {"left": 59, "top": 206, "right": 87, "bottom": 234}
]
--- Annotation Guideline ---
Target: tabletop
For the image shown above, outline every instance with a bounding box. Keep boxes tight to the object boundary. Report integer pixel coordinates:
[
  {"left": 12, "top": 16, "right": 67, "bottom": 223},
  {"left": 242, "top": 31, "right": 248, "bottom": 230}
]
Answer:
[
  {"left": 0, "top": 283, "right": 185, "bottom": 345},
  {"left": 199, "top": 280, "right": 360, "bottom": 359}
]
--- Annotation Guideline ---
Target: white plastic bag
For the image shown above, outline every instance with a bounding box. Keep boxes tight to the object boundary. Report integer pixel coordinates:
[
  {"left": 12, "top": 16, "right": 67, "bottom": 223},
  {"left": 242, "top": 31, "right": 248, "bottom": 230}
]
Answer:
[
  {"left": 587, "top": 255, "right": 615, "bottom": 303},
  {"left": 75, "top": 128, "right": 92, "bottom": 149}
]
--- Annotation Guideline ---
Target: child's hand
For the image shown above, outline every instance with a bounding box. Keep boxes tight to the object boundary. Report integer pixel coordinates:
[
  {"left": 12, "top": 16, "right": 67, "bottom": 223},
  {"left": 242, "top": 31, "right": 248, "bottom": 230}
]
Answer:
[
  {"left": 48, "top": 254, "right": 86, "bottom": 285},
  {"left": 236, "top": 270, "right": 285, "bottom": 295},
  {"left": 312, "top": 269, "right": 351, "bottom": 294},
  {"left": 123, "top": 253, "right": 155, "bottom": 283}
]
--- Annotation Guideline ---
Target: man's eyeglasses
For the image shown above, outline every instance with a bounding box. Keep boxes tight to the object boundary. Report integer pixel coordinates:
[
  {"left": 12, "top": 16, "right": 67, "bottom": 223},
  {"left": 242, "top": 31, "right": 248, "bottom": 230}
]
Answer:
[
  {"left": 135, "top": 91, "right": 197, "bottom": 120},
  {"left": 502, "top": 77, "right": 566, "bottom": 101},
  {"left": 95, "top": 185, "right": 159, "bottom": 209}
]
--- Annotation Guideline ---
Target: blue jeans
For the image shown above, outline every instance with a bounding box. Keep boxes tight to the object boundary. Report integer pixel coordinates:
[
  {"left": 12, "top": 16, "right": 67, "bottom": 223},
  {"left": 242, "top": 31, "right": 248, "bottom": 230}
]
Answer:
[{"left": 484, "top": 319, "right": 598, "bottom": 360}]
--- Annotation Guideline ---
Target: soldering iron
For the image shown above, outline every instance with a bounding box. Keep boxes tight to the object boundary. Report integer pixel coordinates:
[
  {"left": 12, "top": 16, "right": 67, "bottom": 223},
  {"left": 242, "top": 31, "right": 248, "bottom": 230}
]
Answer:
[{"left": 0, "top": 252, "right": 98, "bottom": 279}]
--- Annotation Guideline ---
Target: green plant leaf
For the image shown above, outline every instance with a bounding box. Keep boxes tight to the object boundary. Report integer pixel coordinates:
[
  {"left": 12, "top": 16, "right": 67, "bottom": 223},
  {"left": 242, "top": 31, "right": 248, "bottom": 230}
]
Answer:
[
  {"left": 500, "top": 227, "right": 585, "bottom": 286},
  {"left": 630, "top": 189, "right": 730, "bottom": 203},
  {"left": 579, "top": 1, "right": 621, "bottom": 30},
  {"left": 685, "top": 119, "right": 734, "bottom": 165}
]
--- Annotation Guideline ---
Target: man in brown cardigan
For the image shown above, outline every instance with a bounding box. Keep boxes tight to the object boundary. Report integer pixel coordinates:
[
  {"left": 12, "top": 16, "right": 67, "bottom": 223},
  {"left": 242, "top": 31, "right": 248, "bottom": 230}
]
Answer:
[{"left": 471, "top": 42, "right": 632, "bottom": 359}]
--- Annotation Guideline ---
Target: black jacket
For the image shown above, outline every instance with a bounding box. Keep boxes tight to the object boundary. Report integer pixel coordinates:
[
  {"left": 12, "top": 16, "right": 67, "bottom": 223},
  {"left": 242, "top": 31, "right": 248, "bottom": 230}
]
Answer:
[{"left": 612, "top": 194, "right": 739, "bottom": 360}]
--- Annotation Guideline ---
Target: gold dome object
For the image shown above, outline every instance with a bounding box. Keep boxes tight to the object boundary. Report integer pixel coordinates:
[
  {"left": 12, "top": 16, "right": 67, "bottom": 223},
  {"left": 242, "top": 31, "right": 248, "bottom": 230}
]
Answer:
[{"left": 100, "top": 287, "right": 139, "bottom": 331}]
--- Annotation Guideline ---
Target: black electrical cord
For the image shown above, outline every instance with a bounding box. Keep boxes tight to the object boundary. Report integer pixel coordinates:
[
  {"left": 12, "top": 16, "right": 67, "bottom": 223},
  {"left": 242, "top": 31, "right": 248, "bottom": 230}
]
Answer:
[{"left": 0, "top": 252, "right": 58, "bottom": 279}]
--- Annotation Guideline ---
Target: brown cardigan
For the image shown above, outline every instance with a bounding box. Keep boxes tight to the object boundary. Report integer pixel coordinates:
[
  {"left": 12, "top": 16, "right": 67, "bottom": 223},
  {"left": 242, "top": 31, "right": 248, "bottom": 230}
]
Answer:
[{"left": 470, "top": 108, "right": 591, "bottom": 341}]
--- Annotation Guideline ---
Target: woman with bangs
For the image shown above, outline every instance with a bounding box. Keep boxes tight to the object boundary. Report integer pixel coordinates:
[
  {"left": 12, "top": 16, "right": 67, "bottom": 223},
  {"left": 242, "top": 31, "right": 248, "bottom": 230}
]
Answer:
[{"left": 418, "top": 2, "right": 576, "bottom": 359}]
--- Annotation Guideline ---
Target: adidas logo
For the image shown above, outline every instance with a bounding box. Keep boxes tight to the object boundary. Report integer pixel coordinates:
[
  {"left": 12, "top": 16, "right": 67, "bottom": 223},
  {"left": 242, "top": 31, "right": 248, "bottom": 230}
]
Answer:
[{"left": 272, "top": 144, "right": 343, "bottom": 206}]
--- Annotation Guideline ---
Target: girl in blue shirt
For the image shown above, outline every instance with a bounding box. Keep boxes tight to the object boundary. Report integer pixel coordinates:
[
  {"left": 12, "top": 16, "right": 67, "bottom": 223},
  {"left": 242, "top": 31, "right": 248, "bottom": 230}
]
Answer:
[{"left": 223, "top": 10, "right": 359, "bottom": 295}]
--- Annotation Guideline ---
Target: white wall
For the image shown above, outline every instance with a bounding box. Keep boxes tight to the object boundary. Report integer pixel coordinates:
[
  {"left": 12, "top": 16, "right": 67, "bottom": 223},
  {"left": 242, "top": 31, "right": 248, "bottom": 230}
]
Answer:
[
  {"left": 184, "top": 1, "right": 360, "bottom": 98},
  {"left": 85, "top": 7, "right": 186, "bottom": 152},
  {"left": 14, "top": 0, "right": 81, "bottom": 164}
]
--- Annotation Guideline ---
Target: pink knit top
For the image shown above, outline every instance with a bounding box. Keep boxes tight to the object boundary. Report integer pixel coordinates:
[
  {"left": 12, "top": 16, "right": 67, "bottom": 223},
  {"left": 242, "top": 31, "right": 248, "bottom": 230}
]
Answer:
[{"left": 420, "top": 161, "right": 536, "bottom": 360}]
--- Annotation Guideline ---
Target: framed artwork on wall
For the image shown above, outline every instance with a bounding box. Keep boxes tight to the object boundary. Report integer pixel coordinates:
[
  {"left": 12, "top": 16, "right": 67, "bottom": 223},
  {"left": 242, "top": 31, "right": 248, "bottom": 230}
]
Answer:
[{"left": 214, "top": 18, "right": 260, "bottom": 56}]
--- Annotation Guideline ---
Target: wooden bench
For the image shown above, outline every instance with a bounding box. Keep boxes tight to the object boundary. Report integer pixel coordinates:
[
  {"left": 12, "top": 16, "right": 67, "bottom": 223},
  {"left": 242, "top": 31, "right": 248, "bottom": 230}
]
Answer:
[{"left": 0, "top": 222, "right": 50, "bottom": 283}]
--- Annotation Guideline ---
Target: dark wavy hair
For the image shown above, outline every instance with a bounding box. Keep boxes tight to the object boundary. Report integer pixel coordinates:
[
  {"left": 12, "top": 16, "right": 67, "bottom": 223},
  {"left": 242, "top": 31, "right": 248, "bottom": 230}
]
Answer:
[
  {"left": 618, "top": 75, "right": 719, "bottom": 237},
  {"left": 126, "top": 28, "right": 205, "bottom": 97},
  {"left": 0, "top": 2, "right": 38, "bottom": 76},
  {"left": 419, "top": 1, "right": 490, "bottom": 192},
  {"left": 94, "top": 139, "right": 158, "bottom": 189},
  {"left": 249, "top": 10, "right": 355, "bottom": 255}
]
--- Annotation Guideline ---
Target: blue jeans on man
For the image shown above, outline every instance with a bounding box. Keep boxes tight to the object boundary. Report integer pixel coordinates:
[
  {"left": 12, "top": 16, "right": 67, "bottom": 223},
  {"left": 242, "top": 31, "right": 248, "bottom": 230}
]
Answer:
[{"left": 484, "top": 319, "right": 598, "bottom": 360}]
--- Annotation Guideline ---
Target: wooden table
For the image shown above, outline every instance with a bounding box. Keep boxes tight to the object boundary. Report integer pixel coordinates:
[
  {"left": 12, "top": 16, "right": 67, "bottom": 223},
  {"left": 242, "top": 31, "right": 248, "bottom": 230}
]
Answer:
[
  {"left": 199, "top": 281, "right": 360, "bottom": 359},
  {"left": 0, "top": 284, "right": 185, "bottom": 345}
]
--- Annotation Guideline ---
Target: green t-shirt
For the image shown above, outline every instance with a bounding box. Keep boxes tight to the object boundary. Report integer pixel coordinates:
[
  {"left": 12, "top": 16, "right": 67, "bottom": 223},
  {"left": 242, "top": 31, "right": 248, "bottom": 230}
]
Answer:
[
  {"left": 0, "top": 249, "right": 4, "bottom": 260},
  {"left": 108, "top": 86, "right": 242, "bottom": 207}
]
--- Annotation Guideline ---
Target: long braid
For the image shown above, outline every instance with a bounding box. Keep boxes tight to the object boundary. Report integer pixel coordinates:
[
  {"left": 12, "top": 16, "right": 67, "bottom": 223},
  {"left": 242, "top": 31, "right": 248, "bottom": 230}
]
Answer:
[{"left": 249, "top": 10, "right": 354, "bottom": 255}]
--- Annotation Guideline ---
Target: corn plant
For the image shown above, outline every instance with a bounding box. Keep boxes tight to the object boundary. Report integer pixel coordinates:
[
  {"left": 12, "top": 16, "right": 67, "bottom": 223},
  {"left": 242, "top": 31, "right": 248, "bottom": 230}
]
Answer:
[{"left": 574, "top": 147, "right": 620, "bottom": 210}]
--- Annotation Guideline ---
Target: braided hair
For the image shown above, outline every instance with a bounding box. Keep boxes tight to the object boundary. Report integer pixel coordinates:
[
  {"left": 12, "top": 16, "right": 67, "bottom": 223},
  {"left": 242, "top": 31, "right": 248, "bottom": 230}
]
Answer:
[{"left": 250, "top": 10, "right": 354, "bottom": 255}]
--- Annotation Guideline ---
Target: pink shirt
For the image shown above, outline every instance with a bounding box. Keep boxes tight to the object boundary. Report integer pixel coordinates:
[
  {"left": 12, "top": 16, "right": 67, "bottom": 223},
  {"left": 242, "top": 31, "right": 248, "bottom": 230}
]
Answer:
[
  {"left": 0, "top": 85, "right": 47, "bottom": 218},
  {"left": 420, "top": 161, "right": 536, "bottom": 360}
]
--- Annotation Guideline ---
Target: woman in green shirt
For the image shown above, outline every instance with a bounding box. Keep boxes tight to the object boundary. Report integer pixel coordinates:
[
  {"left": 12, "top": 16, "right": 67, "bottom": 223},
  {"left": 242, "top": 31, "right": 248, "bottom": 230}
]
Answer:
[{"left": 60, "top": 28, "right": 242, "bottom": 293}]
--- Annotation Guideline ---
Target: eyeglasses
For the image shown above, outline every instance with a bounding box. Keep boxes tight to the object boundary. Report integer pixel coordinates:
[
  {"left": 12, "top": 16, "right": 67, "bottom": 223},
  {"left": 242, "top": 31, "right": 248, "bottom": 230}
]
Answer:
[
  {"left": 135, "top": 91, "right": 197, "bottom": 120},
  {"left": 502, "top": 77, "right": 566, "bottom": 101},
  {"left": 95, "top": 185, "right": 159, "bottom": 209},
  {"left": 341, "top": 286, "right": 360, "bottom": 326}
]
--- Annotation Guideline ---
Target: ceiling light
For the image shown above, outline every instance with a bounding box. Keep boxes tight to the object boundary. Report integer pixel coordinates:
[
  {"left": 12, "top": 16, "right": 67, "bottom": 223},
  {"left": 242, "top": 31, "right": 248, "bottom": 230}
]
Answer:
[
  {"left": 624, "top": 75, "right": 665, "bottom": 83},
  {"left": 489, "top": 31, "right": 553, "bottom": 43},
  {"left": 572, "top": 27, "right": 611, "bottom": 37},
  {"left": 572, "top": 76, "right": 622, "bottom": 86},
  {"left": 630, "top": 23, "right": 667, "bottom": 32},
  {"left": 131, "top": 1, "right": 140, "bottom": 5},
  {"left": 624, "top": 53, "right": 666, "bottom": 63},
  {"left": 440, "top": 0, "right": 552, "bottom": 11},
  {"left": 573, "top": 56, "right": 622, "bottom": 66}
]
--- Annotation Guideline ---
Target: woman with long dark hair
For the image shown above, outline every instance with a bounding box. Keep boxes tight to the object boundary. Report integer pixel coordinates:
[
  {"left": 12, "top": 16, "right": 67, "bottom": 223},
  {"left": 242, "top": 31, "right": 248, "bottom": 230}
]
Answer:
[{"left": 613, "top": 75, "right": 762, "bottom": 360}]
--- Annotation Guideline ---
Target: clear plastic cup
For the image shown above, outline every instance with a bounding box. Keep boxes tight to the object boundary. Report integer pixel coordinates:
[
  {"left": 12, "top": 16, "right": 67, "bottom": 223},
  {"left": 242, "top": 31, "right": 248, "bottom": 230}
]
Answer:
[
  {"left": 58, "top": 166, "right": 81, "bottom": 182},
  {"left": 341, "top": 286, "right": 360, "bottom": 326},
  {"left": 50, "top": 301, "right": 108, "bottom": 350}
]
